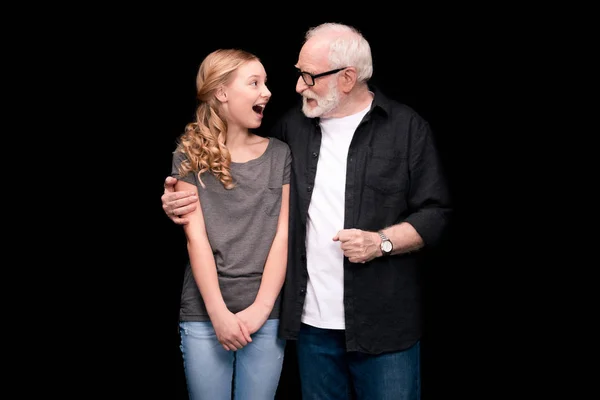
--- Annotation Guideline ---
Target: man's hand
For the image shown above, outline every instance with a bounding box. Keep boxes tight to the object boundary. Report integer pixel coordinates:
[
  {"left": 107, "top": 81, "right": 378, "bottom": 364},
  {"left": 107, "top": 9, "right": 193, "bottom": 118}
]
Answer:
[
  {"left": 332, "top": 228, "right": 380, "bottom": 264},
  {"left": 162, "top": 176, "right": 197, "bottom": 225}
]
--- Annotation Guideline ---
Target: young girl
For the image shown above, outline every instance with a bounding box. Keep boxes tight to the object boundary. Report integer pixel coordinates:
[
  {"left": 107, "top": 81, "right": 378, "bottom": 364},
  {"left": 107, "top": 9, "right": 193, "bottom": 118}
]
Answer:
[{"left": 171, "top": 48, "right": 290, "bottom": 399}]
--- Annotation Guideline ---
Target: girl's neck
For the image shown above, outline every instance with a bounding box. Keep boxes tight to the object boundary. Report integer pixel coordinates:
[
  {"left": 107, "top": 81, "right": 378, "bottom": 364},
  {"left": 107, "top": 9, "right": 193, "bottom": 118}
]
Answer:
[{"left": 225, "top": 128, "right": 252, "bottom": 150}]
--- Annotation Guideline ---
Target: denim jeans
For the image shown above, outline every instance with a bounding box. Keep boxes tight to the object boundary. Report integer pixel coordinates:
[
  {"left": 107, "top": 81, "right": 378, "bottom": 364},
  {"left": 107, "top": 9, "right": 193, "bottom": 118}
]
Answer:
[
  {"left": 180, "top": 319, "right": 285, "bottom": 400},
  {"left": 296, "top": 323, "right": 420, "bottom": 400}
]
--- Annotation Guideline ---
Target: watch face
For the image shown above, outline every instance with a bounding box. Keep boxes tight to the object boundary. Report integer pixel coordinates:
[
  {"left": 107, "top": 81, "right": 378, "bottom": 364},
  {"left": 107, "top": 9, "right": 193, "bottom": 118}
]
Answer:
[{"left": 382, "top": 241, "right": 392, "bottom": 252}]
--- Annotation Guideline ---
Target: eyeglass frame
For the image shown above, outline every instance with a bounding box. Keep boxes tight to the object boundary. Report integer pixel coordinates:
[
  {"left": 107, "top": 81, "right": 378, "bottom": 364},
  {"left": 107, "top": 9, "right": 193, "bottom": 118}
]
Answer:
[{"left": 296, "top": 67, "right": 348, "bottom": 86}]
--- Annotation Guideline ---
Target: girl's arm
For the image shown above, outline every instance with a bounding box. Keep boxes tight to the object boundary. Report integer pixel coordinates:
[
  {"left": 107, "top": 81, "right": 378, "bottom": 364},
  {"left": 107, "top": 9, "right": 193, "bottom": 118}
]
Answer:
[
  {"left": 176, "top": 179, "right": 252, "bottom": 351},
  {"left": 236, "top": 183, "right": 290, "bottom": 334}
]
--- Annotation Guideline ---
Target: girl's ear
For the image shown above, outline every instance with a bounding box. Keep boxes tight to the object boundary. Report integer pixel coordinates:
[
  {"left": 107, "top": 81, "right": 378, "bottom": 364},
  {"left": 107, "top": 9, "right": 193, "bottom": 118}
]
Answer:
[{"left": 216, "top": 86, "right": 227, "bottom": 102}]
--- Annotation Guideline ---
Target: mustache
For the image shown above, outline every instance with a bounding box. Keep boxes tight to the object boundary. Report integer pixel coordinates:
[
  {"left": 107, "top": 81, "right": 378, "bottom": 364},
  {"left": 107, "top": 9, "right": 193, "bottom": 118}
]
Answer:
[{"left": 302, "top": 90, "right": 317, "bottom": 100}]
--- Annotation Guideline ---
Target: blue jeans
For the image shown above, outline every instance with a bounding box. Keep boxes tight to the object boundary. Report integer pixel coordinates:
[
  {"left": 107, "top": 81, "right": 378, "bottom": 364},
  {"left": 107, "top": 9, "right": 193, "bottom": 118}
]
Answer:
[
  {"left": 296, "top": 323, "right": 420, "bottom": 400},
  {"left": 180, "top": 319, "right": 285, "bottom": 400}
]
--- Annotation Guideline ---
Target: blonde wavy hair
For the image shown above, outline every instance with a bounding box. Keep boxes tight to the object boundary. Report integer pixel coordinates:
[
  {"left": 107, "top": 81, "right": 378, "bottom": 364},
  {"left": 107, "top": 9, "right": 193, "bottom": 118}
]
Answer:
[{"left": 175, "top": 49, "right": 260, "bottom": 189}]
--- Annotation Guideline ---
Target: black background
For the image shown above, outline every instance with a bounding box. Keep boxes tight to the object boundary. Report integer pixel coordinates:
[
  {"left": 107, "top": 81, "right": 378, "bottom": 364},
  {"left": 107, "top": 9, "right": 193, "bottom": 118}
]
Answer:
[{"left": 95, "top": 10, "right": 508, "bottom": 399}]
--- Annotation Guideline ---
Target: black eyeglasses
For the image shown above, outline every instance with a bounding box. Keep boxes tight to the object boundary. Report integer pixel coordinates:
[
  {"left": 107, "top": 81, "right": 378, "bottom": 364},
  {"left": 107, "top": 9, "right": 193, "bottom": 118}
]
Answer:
[{"left": 296, "top": 67, "right": 348, "bottom": 86}]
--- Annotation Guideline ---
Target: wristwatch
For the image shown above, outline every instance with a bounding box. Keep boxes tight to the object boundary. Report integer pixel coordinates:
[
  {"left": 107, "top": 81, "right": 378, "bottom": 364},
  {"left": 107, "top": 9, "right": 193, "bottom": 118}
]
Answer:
[{"left": 378, "top": 231, "right": 393, "bottom": 256}]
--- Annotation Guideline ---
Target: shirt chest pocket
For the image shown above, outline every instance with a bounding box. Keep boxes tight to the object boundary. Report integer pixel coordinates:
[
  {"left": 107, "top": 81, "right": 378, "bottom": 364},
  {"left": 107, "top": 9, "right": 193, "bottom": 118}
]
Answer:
[
  {"left": 365, "top": 149, "right": 408, "bottom": 195},
  {"left": 361, "top": 149, "right": 408, "bottom": 214},
  {"left": 263, "top": 186, "right": 282, "bottom": 217}
]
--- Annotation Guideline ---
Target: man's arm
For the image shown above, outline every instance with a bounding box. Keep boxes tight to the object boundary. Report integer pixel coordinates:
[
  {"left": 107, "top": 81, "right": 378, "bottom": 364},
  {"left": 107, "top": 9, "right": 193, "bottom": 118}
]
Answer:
[
  {"left": 333, "top": 223, "right": 423, "bottom": 264},
  {"left": 399, "top": 118, "right": 452, "bottom": 248},
  {"left": 333, "top": 116, "right": 451, "bottom": 264},
  {"left": 162, "top": 176, "right": 198, "bottom": 225}
]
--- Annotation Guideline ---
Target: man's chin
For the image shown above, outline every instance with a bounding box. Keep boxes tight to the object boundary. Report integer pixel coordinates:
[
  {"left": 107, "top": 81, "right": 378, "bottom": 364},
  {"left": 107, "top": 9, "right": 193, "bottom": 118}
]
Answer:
[{"left": 302, "top": 105, "right": 321, "bottom": 118}]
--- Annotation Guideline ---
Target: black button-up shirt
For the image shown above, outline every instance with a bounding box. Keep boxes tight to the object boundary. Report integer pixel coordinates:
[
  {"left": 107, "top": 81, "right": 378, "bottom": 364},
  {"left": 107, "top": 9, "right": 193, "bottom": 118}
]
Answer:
[{"left": 271, "top": 86, "right": 452, "bottom": 354}]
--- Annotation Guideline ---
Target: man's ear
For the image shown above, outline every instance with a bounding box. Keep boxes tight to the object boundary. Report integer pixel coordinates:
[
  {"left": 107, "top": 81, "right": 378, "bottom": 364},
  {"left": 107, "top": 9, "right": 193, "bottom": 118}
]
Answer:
[
  {"left": 215, "top": 86, "right": 227, "bottom": 102},
  {"left": 340, "top": 67, "right": 357, "bottom": 93}
]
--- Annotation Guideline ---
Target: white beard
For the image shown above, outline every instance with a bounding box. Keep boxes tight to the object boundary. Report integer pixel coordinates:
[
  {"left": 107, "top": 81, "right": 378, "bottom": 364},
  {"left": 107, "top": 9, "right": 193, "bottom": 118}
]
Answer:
[{"left": 301, "top": 79, "right": 340, "bottom": 118}]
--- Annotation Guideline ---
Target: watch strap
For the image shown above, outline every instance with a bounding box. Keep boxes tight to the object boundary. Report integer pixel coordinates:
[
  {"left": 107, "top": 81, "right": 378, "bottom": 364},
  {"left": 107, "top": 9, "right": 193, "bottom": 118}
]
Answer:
[
  {"left": 378, "top": 231, "right": 388, "bottom": 242},
  {"left": 378, "top": 231, "right": 392, "bottom": 256}
]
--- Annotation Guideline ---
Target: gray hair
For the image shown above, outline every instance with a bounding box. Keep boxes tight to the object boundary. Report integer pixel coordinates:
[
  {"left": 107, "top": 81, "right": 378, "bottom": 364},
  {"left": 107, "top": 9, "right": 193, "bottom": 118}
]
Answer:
[{"left": 305, "top": 23, "right": 373, "bottom": 83}]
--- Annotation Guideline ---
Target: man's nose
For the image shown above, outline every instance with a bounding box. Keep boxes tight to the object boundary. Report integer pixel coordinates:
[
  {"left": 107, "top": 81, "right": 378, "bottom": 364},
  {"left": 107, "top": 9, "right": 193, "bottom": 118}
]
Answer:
[{"left": 296, "top": 75, "right": 308, "bottom": 93}]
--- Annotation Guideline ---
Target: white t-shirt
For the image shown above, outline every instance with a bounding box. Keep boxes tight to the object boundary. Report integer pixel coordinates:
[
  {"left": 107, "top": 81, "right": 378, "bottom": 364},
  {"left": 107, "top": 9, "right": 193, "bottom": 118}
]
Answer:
[{"left": 302, "top": 103, "right": 371, "bottom": 329}]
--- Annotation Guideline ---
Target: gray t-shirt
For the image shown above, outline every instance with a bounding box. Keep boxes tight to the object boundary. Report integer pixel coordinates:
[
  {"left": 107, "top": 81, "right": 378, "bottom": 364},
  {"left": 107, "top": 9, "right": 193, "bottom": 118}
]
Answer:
[{"left": 171, "top": 137, "right": 292, "bottom": 321}]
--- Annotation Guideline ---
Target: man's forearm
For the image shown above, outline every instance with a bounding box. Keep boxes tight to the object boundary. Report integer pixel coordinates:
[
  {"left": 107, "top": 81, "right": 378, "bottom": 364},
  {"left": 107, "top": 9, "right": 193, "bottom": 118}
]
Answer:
[{"left": 380, "top": 222, "right": 424, "bottom": 255}]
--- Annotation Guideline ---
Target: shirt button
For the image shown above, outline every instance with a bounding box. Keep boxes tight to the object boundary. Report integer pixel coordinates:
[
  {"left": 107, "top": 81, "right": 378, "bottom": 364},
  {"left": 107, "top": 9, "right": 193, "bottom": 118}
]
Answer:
[
  {"left": 300, "top": 288, "right": 306, "bottom": 294},
  {"left": 307, "top": 186, "right": 312, "bottom": 192},
  {"left": 312, "top": 152, "right": 318, "bottom": 158}
]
